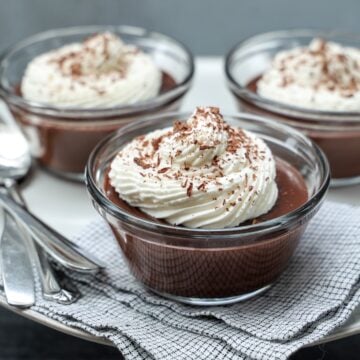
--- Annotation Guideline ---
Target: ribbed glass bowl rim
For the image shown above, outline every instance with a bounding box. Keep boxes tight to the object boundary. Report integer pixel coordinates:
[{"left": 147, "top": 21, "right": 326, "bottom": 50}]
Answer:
[
  {"left": 0, "top": 25, "right": 194, "bottom": 118},
  {"left": 86, "top": 111, "right": 330, "bottom": 239},
  {"left": 225, "top": 29, "right": 360, "bottom": 124}
]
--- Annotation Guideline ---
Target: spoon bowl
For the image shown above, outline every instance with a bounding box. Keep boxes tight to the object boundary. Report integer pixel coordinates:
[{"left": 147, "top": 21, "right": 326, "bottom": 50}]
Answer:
[{"left": 0, "top": 125, "right": 31, "bottom": 182}]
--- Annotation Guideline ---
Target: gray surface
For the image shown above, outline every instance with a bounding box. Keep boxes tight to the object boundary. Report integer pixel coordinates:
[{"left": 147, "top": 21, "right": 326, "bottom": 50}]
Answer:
[
  {"left": 0, "top": 0, "right": 360, "bottom": 55},
  {"left": 0, "top": 306, "right": 358, "bottom": 359}
]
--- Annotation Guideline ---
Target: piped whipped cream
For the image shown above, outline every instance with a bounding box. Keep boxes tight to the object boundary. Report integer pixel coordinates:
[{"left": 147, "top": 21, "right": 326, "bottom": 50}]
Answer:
[
  {"left": 257, "top": 38, "right": 360, "bottom": 111},
  {"left": 109, "top": 107, "right": 278, "bottom": 229},
  {"left": 21, "top": 32, "right": 162, "bottom": 107}
]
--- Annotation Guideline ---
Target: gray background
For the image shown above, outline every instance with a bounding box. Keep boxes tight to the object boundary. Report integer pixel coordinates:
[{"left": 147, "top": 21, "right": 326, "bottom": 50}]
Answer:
[{"left": 0, "top": 0, "right": 358, "bottom": 56}]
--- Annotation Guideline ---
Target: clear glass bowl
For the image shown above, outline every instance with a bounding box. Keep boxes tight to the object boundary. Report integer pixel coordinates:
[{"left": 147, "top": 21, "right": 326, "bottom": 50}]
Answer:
[
  {"left": 0, "top": 25, "right": 194, "bottom": 181},
  {"left": 86, "top": 111, "right": 329, "bottom": 306},
  {"left": 225, "top": 29, "right": 360, "bottom": 187}
]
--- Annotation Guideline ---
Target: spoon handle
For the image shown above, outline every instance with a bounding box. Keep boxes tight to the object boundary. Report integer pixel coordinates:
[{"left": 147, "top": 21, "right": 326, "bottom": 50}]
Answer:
[
  {"left": 0, "top": 209, "right": 35, "bottom": 307},
  {"left": 34, "top": 241, "right": 78, "bottom": 304},
  {"left": 0, "top": 191, "right": 105, "bottom": 272},
  {"left": 5, "top": 182, "right": 79, "bottom": 304}
]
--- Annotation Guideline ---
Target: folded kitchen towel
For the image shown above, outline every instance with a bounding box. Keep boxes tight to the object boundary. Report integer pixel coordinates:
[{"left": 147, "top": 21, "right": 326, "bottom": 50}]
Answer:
[{"left": 1, "top": 200, "right": 360, "bottom": 360}]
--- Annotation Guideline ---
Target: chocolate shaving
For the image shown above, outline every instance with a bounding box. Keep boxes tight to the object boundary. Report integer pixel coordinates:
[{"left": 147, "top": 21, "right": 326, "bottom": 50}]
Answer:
[
  {"left": 158, "top": 167, "right": 170, "bottom": 174},
  {"left": 199, "top": 144, "right": 214, "bottom": 150},
  {"left": 70, "top": 63, "right": 82, "bottom": 77},
  {"left": 186, "top": 182, "right": 193, "bottom": 197},
  {"left": 134, "top": 157, "right": 151, "bottom": 169},
  {"left": 173, "top": 120, "right": 190, "bottom": 133},
  {"left": 152, "top": 137, "right": 163, "bottom": 151},
  {"left": 181, "top": 179, "right": 188, "bottom": 188},
  {"left": 212, "top": 156, "right": 219, "bottom": 166}
]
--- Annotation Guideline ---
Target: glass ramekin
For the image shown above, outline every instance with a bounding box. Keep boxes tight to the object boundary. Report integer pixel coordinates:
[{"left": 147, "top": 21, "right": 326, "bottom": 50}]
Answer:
[
  {"left": 86, "top": 111, "right": 329, "bottom": 306},
  {"left": 225, "top": 29, "right": 360, "bottom": 187},
  {"left": 0, "top": 25, "right": 194, "bottom": 181}
]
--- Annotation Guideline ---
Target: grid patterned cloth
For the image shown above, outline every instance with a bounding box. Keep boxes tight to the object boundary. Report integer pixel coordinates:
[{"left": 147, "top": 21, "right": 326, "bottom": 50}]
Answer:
[{"left": 2, "top": 200, "right": 360, "bottom": 359}]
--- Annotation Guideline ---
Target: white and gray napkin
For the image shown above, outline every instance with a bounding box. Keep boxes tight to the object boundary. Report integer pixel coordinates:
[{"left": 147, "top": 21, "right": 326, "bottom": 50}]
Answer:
[{"left": 2, "top": 200, "right": 360, "bottom": 360}]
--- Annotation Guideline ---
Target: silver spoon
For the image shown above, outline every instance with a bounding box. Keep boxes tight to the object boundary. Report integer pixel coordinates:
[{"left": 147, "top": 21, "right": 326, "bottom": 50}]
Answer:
[
  {"left": 0, "top": 127, "right": 35, "bottom": 307},
  {"left": 0, "top": 125, "right": 78, "bottom": 305},
  {"left": 0, "top": 127, "right": 105, "bottom": 272},
  {"left": 0, "top": 197, "right": 35, "bottom": 307}
]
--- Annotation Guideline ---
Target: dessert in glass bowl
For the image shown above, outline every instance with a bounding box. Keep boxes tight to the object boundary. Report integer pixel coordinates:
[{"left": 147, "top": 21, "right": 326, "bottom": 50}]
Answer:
[
  {"left": 0, "top": 26, "right": 194, "bottom": 180},
  {"left": 225, "top": 30, "right": 360, "bottom": 186},
  {"left": 86, "top": 106, "right": 329, "bottom": 305}
]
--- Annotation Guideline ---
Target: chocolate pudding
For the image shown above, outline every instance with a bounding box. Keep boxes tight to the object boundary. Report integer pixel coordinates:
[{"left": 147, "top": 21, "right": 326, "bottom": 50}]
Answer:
[
  {"left": 226, "top": 35, "right": 360, "bottom": 183},
  {"left": 86, "top": 108, "right": 329, "bottom": 304},
  {"left": 11, "top": 71, "right": 177, "bottom": 176},
  {"left": 104, "top": 158, "right": 308, "bottom": 298},
  {"left": 1, "top": 28, "right": 194, "bottom": 181},
  {"left": 100, "top": 107, "right": 310, "bottom": 299},
  {"left": 241, "top": 77, "right": 360, "bottom": 179}
]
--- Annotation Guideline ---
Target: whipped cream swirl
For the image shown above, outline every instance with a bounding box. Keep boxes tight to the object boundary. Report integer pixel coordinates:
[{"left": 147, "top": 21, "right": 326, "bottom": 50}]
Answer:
[
  {"left": 257, "top": 38, "right": 360, "bottom": 111},
  {"left": 21, "top": 32, "right": 162, "bottom": 107},
  {"left": 109, "top": 107, "right": 278, "bottom": 229}
]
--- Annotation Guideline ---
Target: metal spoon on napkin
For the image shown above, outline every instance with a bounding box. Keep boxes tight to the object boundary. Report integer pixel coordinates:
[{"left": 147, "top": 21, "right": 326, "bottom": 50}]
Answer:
[
  {"left": 0, "top": 126, "right": 105, "bottom": 273},
  {"left": 0, "top": 127, "right": 35, "bottom": 307},
  {"left": 0, "top": 125, "right": 96, "bottom": 306}
]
